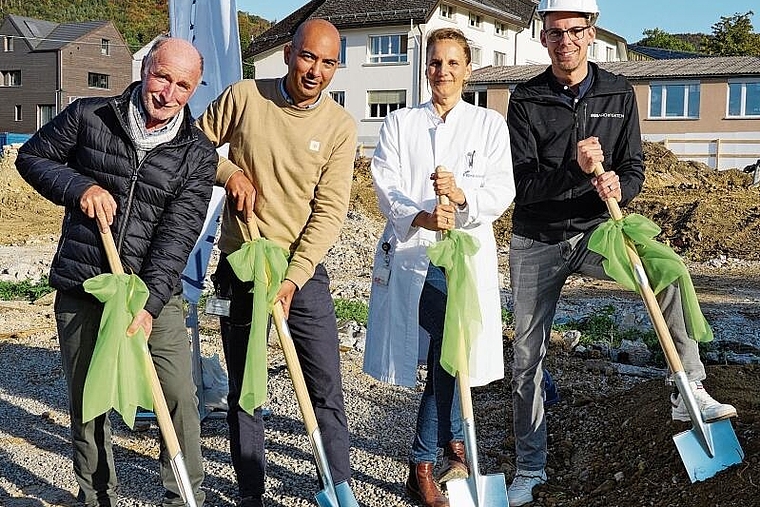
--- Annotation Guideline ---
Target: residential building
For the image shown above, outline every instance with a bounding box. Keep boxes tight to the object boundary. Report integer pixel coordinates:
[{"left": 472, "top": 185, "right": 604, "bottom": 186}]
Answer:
[
  {"left": 0, "top": 15, "right": 132, "bottom": 134},
  {"left": 470, "top": 56, "right": 760, "bottom": 170},
  {"left": 627, "top": 44, "right": 703, "bottom": 61},
  {"left": 247, "top": 0, "right": 538, "bottom": 155}
]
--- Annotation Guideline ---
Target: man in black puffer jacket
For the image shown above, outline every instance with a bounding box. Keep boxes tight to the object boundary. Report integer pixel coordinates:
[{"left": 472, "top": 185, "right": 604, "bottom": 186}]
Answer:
[{"left": 16, "top": 37, "right": 216, "bottom": 507}]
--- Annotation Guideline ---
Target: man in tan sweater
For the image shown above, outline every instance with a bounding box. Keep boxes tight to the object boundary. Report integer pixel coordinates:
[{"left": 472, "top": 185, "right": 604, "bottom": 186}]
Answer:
[{"left": 196, "top": 18, "right": 357, "bottom": 507}]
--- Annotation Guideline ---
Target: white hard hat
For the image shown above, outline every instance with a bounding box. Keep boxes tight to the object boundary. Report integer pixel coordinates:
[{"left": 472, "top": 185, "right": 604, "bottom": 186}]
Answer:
[{"left": 536, "top": 0, "right": 599, "bottom": 23}]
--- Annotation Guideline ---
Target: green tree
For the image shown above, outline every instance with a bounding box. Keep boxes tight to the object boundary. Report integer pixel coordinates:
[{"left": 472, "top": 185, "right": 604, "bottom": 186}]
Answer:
[
  {"left": 638, "top": 28, "right": 696, "bottom": 51},
  {"left": 702, "top": 11, "right": 760, "bottom": 56}
]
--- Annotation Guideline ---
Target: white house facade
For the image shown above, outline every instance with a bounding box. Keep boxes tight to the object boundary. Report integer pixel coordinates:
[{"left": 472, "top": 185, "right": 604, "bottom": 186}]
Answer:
[{"left": 248, "top": 0, "right": 626, "bottom": 155}]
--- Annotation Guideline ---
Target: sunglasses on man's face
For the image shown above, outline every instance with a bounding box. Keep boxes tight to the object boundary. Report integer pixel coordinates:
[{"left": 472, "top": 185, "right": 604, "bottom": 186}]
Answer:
[{"left": 543, "top": 25, "right": 590, "bottom": 43}]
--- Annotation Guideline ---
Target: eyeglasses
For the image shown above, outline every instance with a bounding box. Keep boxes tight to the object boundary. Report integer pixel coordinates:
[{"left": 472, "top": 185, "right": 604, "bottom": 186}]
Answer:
[{"left": 543, "top": 25, "right": 590, "bottom": 43}]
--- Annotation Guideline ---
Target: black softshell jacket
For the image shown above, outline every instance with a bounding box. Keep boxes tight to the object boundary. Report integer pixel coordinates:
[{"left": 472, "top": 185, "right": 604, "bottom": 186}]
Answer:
[
  {"left": 507, "top": 62, "right": 645, "bottom": 243},
  {"left": 16, "top": 83, "right": 217, "bottom": 317}
]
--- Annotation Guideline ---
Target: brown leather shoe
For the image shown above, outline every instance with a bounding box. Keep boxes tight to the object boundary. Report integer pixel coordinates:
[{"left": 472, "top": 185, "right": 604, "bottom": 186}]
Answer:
[
  {"left": 437, "top": 440, "right": 469, "bottom": 483},
  {"left": 406, "top": 461, "right": 450, "bottom": 507}
]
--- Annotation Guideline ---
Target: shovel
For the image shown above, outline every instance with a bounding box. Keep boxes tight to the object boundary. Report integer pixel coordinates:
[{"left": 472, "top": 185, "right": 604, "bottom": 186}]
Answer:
[
  {"left": 591, "top": 164, "right": 743, "bottom": 482},
  {"left": 99, "top": 225, "right": 198, "bottom": 507},
  {"left": 432, "top": 169, "right": 509, "bottom": 506},
  {"left": 242, "top": 221, "right": 359, "bottom": 507},
  {"left": 446, "top": 362, "right": 509, "bottom": 507},
  {"left": 270, "top": 301, "right": 359, "bottom": 507}
]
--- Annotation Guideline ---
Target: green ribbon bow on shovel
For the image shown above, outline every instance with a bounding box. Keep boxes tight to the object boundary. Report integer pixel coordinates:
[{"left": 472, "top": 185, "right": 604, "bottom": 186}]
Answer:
[
  {"left": 427, "top": 229, "right": 482, "bottom": 378},
  {"left": 588, "top": 212, "right": 713, "bottom": 343},
  {"left": 227, "top": 237, "right": 289, "bottom": 414},
  {"left": 81, "top": 272, "right": 153, "bottom": 429}
]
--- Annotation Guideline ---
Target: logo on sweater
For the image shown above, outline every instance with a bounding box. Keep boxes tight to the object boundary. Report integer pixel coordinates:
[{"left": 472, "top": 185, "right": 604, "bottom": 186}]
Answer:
[
  {"left": 590, "top": 112, "right": 625, "bottom": 118},
  {"left": 309, "top": 140, "right": 321, "bottom": 152}
]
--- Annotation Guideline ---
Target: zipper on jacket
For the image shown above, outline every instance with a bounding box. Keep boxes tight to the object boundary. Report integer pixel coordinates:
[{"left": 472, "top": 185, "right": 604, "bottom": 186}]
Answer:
[{"left": 116, "top": 154, "right": 144, "bottom": 251}]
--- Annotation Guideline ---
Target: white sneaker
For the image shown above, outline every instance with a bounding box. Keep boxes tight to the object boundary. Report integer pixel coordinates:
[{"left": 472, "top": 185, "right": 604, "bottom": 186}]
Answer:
[
  {"left": 507, "top": 469, "right": 547, "bottom": 506},
  {"left": 671, "top": 381, "right": 737, "bottom": 422}
]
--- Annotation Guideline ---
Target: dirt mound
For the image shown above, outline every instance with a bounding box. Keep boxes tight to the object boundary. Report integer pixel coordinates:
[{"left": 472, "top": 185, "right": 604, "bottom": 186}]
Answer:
[
  {"left": 0, "top": 152, "right": 62, "bottom": 245},
  {"left": 492, "top": 347, "right": 760, "bottom": 507},
  {"left": 351, "top": 142, "right": 760, "bottom": 262}
]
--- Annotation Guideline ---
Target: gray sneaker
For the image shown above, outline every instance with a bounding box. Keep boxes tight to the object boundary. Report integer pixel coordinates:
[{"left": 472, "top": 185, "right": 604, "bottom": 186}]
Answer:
[
  {"left": 671, "top": 381, "right": 737, "bottom": 422},
  {"left": 507, "top": 469, "right": 547, "bottom": 506}
]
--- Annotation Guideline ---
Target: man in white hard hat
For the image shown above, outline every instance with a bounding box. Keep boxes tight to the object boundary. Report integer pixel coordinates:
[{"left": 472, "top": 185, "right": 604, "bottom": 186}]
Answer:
[{"left": 505, "top": 1, "right": 737, "bottom": 505}]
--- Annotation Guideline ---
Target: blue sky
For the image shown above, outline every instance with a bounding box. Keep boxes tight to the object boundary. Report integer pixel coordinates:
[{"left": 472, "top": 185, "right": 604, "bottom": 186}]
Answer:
[{"left": 236, "top": 0, "right": 758, "bottom": 44}]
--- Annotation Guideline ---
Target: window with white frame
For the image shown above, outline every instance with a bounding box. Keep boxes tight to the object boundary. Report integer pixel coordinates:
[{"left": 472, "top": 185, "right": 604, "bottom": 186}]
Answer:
[
  {"left": 14, "top": 105, "right": 21, "bottom": 121},
  {"left": 368, "top": 35, "right": 408, "bottom": 64},
  {"left": 368, "top": 90, "right": 406, "bottom": 118},
  {"left": 339, "top": 37, "right": 346, "bottom": 65},
  {"left": 469, "top": 12, "right": 483, "bottom": 29},
  {"left": 88, "top": 72, "right": 110, "bottom": 89},
  {"left": 606, "top": 46, "right": 616, "bottom": 61},
  {"left": 330, "top": 90, "right": 345, "bottom": 107},
  {"left": 440, "top": 4, "right": 455, "bottom": 20},
  {"left": 1, "top": 70, "right": 21, "bottom": 86},
  {"left": 463, "top": 90, "right": 487, "bottom": 108},
  {"left": 101, "top": 39, "right": 110, "bottom": 56},
  {"left": 3, "top": 36, "right": 13, "bottom": 52},
  {"left": 493, "top": 51, "right": 507, "bottom": 66},
  {"left": 494, "top": 21, "right": 508, "bottom": 37},
  {"left": 470, "top": 46, "right": 481, "bottom": 66},
  {"left": 531, "top": 18, "right": 542, "bottom": 39},
  {"left": 38, "top": 104, "right": 56, "bottom": 128},
  {"left": 588, "top": 42, "right": 597, "bottom": 58},
  {"left": 728, "top": 80, "right": 760, "bottom": 117},
  {"left": 649, "top": 82, "right": 700, "bottom": 118}
]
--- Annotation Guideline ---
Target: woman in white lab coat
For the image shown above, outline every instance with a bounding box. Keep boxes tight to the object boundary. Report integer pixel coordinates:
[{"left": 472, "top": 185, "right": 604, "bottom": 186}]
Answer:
[{"left": 363, "top": 27, "right": 515, "bottom": 507}]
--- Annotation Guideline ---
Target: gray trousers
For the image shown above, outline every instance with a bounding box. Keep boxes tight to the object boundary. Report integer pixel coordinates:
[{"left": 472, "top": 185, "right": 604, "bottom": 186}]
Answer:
[
  {"left": 55, "top": 291, "right": 205, "bottom": 506},
  {"left": 509, "top": 232, "right": 705, "bottom": 472}
]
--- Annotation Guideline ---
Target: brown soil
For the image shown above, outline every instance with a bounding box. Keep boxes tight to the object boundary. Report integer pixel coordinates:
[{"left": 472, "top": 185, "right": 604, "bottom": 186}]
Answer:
[{"left": 3, "top": 143, "right": 760, "bottom": 506}]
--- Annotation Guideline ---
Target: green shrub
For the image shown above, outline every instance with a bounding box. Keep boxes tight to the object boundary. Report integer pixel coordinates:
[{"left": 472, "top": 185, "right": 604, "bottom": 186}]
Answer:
[
  {"left": 334, "top": 298, "right": 369, "bottom": 325},
  {"left": 0, "top": 277, "right": 55, "bottom": 302}
]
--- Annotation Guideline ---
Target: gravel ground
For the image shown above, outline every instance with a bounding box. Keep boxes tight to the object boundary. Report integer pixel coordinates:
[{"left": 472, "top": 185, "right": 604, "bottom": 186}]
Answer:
[
  {"left": 0, "top": 211, "right": 433, "bottom": 507},
  {"left": 2, "top": 210, "right": 760, "bottom": 507}
]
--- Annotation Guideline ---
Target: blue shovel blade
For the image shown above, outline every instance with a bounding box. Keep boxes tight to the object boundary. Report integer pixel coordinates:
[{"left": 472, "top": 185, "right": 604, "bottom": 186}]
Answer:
[
  {"left": 315, "top": 480, "right": 359, "bottom": 507},
  {"left": 673, "top": 419, "right": 744, "bottom": 483}
]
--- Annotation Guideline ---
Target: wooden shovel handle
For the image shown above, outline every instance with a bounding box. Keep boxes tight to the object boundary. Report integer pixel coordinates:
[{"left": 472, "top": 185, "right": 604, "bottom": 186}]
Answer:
[
  {"left": 271, "top": 301, "right": 320, "bottom": 434},
  {"left": 243, "top": 219, "right": 319, "bottom": 433},
  {"left": 97, "top": 224, "right": 184, "bottom": 460},
  {"left": 592, "top": 163, "right": 684, "bottom": 374},
  {"left": 435, "top": 165, "right": 451, "bottom": 206},
  {"left": 434, "top": 166, "right": 475, "bottom": 420},
  {"left": 100, "top": 226, "right": 124, "bottom": 275}
]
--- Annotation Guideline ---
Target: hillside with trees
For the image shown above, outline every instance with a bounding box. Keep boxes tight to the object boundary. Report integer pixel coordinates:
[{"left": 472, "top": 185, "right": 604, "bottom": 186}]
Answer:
[
  {"left": 635, "top": 10, "right": 760, "bottom": 56},
  {"left": 0, "top": 0, "right": 270, "bottom": 55}
]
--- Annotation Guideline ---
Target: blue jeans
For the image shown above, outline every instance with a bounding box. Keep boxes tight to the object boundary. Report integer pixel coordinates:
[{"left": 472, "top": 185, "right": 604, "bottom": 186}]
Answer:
[
  {"left": 411, "top": 264, "right": 464, "bottom": 464},
  {"left": 509, "top": 232, "right": 705, "bottom": 472}
]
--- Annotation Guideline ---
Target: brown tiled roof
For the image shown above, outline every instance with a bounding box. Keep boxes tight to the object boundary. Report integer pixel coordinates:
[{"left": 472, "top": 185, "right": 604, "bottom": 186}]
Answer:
[
  {"left": 469, "top": 56, "right": 760, "bottom": 84},
  {"left": 246, "top": 0, "right": 538, "bottom": 58}
]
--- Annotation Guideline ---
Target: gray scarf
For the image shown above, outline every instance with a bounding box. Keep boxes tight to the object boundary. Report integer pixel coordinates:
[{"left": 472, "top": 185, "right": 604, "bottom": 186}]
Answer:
[{"left": 127, "top": 86, "right": 184, "bottom": 152}]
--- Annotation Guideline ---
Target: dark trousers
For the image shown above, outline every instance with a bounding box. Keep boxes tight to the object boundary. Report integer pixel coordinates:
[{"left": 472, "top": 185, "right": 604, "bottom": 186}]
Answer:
[
  {"left": 215, "top": 255, "right": 351, "bottom": 498},
  {"left": 55, "top": 291, "right": 205, "bottom": 507}
]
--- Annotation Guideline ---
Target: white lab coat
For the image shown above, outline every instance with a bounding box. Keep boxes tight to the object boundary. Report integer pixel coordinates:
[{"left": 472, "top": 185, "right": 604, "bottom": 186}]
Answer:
[{"left": 363, "top": 100, "right": 515, "bottom": 387}]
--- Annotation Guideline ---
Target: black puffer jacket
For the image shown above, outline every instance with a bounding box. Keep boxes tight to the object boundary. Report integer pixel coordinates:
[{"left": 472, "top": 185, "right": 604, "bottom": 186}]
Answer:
[
  {"left": 507, "top": 62, "right": 645, "bottom": 243},
  {"left": 16, "top": 82, "right": 217, "bottom": 317}
]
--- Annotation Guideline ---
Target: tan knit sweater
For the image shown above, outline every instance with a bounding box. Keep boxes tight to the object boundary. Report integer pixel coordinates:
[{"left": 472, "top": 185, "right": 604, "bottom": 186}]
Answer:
[{"left": 197, "top": 78, "right": 357, "bottom": 288}]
